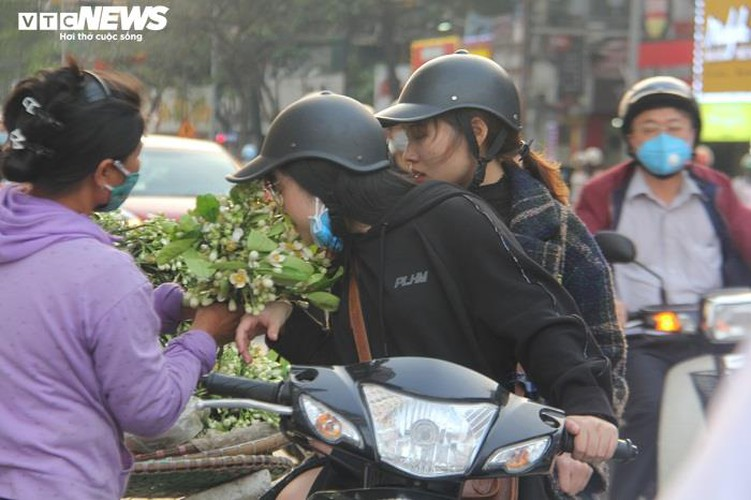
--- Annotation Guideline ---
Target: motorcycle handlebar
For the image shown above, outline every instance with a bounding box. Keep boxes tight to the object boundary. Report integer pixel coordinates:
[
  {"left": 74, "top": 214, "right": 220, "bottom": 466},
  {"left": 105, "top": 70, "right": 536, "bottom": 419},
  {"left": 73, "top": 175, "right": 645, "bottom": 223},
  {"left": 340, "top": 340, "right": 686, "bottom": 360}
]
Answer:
[
  {"left": 560, "top": 433, "right": 639, "bottom": 462},
  {"left": 201, "top": 373, "right": 285, "bottom": 403}
]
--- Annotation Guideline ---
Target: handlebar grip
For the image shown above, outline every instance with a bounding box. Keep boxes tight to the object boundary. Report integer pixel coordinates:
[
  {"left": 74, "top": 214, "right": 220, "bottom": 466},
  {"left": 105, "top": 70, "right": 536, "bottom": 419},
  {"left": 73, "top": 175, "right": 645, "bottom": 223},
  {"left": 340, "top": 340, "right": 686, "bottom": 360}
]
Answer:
[
  {"left": 560, "top": 433, "right": 639, "bottom": 462},
  {"left": 202, "top": 373, "right": 283, "bottom": 403},
  {"left": 613, "top": 438, "right": 639, "bottom": 461}
]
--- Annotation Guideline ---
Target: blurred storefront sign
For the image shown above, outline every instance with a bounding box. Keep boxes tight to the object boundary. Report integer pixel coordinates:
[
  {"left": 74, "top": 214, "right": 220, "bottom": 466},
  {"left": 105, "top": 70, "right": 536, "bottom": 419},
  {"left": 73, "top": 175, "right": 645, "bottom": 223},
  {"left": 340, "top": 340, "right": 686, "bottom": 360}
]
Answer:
[
  {"left": 694, "top": 0, "right": 751, "bottom": 144},
  {"left": 409, "top": 34, "right": 495, "bottom": 72},
  {"left": 699, "top": 100, "right": 751, "bottom": 142},
  {"left": 409, "top": 36, "right": 460, "bottom": 71},
  {"left": 698, "top": 1, "right": 751, "bottom": 94}
]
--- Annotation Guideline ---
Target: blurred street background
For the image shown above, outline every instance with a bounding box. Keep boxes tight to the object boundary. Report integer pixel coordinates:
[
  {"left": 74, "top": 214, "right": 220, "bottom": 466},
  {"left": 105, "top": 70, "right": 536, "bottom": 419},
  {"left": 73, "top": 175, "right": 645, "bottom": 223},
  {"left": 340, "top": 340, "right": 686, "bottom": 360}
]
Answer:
[{"left": 1, "top": 0, "right": 749, "bottom": 178}]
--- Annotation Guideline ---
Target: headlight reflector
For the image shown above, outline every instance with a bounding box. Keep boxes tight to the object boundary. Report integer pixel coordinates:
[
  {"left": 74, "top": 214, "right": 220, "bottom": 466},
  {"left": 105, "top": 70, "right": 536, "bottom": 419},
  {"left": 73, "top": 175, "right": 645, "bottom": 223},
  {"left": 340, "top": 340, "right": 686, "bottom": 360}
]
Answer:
[
  {"left": 703, "top": 290, "right": 751, "bottom": 343},
  {"left": 362, "top": 384, "right": 497, "bottom": 477}
]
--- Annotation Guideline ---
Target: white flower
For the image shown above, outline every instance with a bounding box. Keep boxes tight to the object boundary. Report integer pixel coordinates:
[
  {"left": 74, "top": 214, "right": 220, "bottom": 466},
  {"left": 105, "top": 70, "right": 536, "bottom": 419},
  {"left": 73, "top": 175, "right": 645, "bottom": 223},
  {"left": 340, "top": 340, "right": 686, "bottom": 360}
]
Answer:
[
  {"left": 267, "top": 250, "right": 285, "bottom": 267},
  {"left": 231, "top": 227, "right": 244, "bottom": 242},
  {"left": 248, "top": 250, "right": 260, "bottom": 261},
  {"left": 262, "top": 277, "right": 274, "bottom": 289},
  {"left": 229, "top": 269, "right": 249, "bottom": 288},
  {"left": 228, "top": 299, "right": 238, "bottom": 312},
  {"left": 209, "top": 250, "right": 219, "bottom": 262}
]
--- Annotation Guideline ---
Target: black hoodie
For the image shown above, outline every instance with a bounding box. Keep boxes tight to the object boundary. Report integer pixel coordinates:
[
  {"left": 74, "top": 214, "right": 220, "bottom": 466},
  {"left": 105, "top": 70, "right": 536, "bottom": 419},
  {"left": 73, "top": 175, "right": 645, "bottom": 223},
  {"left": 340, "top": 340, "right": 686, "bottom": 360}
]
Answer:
[{"left": 271, "top": 180, "right": 614, "bottom": 422}]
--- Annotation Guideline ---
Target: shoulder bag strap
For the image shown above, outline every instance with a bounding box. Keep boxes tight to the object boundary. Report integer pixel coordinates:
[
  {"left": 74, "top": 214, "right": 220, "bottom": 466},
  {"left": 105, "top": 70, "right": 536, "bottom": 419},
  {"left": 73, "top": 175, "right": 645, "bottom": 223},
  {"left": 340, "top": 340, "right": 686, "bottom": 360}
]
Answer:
[{"left": 348, "top": 265, "right": 372, "bottom": 362}]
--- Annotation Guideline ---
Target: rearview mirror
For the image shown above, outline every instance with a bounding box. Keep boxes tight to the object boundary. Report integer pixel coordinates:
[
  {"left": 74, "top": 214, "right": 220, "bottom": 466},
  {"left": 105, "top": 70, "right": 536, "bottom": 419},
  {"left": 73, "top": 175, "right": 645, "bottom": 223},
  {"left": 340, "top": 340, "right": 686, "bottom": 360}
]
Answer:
[{"left": 594, "top": 231, "right": 636, "bottom": 264}]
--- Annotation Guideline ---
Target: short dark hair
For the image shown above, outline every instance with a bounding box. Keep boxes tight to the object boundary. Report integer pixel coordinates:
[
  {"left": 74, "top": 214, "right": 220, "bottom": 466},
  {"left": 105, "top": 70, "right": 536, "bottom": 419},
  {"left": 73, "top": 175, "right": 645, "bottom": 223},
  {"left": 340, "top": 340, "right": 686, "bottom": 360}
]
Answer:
[{"left": 0, "top": 60, "right": 144, "bottom": 193}]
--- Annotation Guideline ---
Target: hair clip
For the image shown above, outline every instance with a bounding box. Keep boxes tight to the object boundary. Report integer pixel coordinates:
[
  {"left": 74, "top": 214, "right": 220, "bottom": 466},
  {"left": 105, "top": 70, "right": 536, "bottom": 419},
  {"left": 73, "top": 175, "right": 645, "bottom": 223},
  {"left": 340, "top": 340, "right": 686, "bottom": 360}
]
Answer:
[
  {"left": 9, "top": 128, "right": 26, "bottom": 150},
  {"left": 20, "top": 96, "right": 63, "bottom": 129},
  {"left": 519, "top": 139, "right": 535, "bottom": 159},
  {"left": 22, "top": 97, "right": 41, "bottom": 116}
]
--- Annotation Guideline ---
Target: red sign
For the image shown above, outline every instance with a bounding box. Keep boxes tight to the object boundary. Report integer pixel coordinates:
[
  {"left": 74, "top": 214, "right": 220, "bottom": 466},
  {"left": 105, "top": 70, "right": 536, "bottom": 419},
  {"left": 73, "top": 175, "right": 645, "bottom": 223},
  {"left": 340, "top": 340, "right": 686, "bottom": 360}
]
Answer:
[{"left": 410, "top": 36, "right": 460, "bottom": 71}]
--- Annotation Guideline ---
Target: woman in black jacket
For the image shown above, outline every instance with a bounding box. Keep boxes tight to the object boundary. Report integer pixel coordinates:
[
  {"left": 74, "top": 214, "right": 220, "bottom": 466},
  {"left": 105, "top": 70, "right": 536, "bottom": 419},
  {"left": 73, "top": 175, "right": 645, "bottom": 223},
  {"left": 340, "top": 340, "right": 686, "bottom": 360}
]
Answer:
[{"left": 228, "top": 91, "right": 618, "bottom": 500}]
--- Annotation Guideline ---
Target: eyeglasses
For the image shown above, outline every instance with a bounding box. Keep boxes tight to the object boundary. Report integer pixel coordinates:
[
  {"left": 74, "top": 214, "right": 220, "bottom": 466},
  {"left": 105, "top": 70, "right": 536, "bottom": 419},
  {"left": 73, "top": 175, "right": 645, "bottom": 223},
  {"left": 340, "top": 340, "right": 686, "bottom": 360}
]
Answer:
[
  {"left": 81, "top": 70, "right": 111, "bottom": 103},
  {"left": 631, "top": 121, "right": 693, "bottom": 138}
]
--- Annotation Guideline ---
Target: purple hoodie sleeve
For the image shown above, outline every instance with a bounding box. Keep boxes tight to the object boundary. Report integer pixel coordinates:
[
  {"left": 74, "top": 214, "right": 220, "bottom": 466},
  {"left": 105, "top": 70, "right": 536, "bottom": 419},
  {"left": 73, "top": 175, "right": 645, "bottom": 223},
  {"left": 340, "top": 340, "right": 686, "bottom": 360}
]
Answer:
[
  {"left": 92, "top": 281, "right": 217, "bottom": 437},
  {"left": 153, "top": 283, "right": 185, "bottom": 334}
]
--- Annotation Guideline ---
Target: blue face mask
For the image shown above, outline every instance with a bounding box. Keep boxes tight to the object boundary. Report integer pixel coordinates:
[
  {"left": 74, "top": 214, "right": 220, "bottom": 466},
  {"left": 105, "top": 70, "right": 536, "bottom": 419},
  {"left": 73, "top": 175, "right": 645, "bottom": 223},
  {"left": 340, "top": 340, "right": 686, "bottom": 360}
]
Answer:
[
  {"left": 99, "top": 160, "right": 139, "bottom": 212},
  {"left": 309, "top": 198, "right": 343, "bottom": 252},
  {"left": 635, "top": 133, "right": 692, "bottom": 178}
]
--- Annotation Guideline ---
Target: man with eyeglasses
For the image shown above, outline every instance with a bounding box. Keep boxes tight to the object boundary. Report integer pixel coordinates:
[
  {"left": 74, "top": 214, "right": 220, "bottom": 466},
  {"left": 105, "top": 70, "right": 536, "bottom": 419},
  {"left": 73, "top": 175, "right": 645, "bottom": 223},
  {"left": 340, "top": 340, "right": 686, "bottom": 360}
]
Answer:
[{"left": 574, "top": 76, "right": 751, "bottom": 499}]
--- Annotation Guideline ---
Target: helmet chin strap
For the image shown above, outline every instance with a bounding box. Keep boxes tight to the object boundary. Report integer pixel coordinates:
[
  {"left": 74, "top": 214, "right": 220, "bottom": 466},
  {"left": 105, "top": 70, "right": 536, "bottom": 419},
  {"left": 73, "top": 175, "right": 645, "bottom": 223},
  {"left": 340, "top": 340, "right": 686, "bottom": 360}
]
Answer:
[{"left": 458, "top": 115, "right": 508, "bottom": 192}]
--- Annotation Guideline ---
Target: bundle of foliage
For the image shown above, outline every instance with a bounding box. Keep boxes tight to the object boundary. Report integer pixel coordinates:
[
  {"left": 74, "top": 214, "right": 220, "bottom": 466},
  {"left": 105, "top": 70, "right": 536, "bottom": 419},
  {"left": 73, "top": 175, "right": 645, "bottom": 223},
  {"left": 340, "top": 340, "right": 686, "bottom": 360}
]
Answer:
[{"left": 94, "top": 182, "right": 341, "bottom": 315}]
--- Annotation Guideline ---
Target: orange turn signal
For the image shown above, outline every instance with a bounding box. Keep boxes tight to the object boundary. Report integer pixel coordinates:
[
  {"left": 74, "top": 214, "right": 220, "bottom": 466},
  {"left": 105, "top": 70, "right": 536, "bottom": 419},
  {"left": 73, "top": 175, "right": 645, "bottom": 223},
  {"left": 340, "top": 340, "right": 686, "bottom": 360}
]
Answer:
[
  {"left": 315, "top": 413, "right": 343, "bottom": 441},
  {"left": 652, "top": 311, "right": 682, "bottom": 333}
]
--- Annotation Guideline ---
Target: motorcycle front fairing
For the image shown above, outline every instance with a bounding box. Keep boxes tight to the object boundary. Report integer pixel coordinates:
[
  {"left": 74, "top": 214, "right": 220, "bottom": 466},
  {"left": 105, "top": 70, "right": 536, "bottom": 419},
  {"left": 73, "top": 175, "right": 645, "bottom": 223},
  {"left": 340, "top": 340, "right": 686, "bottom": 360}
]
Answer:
[
  {"left": 280, "top": 357, "right": 565, "bottom": 487},
  {"left": 309, "top": 487, "right": 454, "bottom": 499}
]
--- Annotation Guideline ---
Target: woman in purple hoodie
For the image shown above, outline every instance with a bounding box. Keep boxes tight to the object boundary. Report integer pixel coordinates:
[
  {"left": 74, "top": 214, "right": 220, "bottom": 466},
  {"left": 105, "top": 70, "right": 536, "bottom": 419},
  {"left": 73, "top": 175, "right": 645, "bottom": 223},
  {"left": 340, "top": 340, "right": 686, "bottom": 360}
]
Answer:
[{"left": 0, "top": 62, "right": 240, "bottom": 499}]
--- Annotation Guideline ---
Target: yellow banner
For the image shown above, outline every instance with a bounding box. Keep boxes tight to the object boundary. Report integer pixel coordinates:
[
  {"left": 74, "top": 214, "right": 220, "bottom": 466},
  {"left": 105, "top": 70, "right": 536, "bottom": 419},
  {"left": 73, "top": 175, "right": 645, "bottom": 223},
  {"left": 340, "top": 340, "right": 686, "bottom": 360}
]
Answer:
[
  {"left": 702, "top": 1, "right": 751, "bottom": 93},
  {"left": 699, "top": 101, "right": 751, "bottom": 142}
]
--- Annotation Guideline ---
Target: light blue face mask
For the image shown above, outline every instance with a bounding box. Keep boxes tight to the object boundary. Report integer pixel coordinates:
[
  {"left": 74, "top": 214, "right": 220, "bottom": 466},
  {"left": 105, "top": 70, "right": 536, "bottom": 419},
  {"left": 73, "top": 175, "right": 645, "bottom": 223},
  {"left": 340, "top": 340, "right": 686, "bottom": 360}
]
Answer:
[
  {"left": 309, "top": 198, "right": 343, "bottom": 252},
  {"left": 635, "top": 133, "right": 692, "bottom": 178},
  {"left": 99, "top": 160, "right": 139, "bottom": 212}
]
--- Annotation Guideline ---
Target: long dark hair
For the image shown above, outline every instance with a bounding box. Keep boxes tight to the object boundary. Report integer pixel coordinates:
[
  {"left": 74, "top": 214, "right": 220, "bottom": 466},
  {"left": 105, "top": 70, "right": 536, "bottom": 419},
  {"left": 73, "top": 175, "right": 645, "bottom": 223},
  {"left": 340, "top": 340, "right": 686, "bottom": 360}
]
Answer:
[
  {"left": 0, "top": 59, "right": 144, "bottom": 193},
  {"left": 443, "top": 110, "right": 570, "bottom": 205},
  {"left": 280, "top": 159, "right": 415, "bottom": 235}
]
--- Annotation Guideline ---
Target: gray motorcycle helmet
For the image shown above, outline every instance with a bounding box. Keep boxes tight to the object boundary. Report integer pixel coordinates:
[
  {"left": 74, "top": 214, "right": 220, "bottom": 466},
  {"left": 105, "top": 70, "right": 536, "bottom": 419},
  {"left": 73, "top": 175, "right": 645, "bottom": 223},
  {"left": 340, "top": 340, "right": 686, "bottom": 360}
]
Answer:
[
  {"left": 618, "top": 76, "right": 701, "bottom": 142},
  {"left": 375, "top": 50, "right": 522, "bottom": 131},
  {"left": 228, "top": 91, "right": 391, "bottom": 183}
]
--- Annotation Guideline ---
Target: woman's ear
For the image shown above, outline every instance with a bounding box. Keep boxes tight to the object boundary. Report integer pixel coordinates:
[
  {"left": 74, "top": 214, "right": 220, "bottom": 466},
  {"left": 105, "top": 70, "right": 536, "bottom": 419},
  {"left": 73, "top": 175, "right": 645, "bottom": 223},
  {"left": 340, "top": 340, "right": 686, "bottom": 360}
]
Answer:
[
  {"left": 470, "top": 116, "right": 489, "bottom": 150},
  {"left": 93, "top": 159, "right": 115, "bottom": 189}
]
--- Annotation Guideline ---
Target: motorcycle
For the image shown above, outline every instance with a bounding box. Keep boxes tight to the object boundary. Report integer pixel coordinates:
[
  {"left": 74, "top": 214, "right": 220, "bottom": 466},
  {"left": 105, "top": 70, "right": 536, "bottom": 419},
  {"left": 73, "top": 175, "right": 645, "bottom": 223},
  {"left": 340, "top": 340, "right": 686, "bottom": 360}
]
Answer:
[
  {"left": 594, "top": 231, "right": 751, "bottom": 491},
  {"left": 198, "top": 356, "right": 637, "bottom": 499}
]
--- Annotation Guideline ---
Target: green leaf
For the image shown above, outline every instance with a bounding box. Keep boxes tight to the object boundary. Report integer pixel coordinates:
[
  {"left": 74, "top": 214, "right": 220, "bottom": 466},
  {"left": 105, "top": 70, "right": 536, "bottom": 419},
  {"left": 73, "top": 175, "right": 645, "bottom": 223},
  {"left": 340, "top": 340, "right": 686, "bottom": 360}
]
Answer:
[
  {"left": 182, "top": 249, "right": 214, "bottom": 280},
  {"left": 212, "top": 261, "right": 248, "bottom": 270},
  {"left": 155, "top": 238, "right": 196, "bottom": 265},
  {"left": 266, "top": 222, "right": 286, "bottom": 237},
  {"left": 195, "top": 194, "right": 221, "bottom": 222},
  {"left": 272, "top": 267, "right": 310, "bottom": 285},
  {"left": 245, "top": 230, "right": 278, "bottom": 252},
  {"left": 305, "top": 266, "right": 344, "bottom": 291},
  {"left": 307, "top": 291, "right": 340, "bottom": 312},
  {"left": 282, "top": 255, "right": 315, "bottom": 278},
  {"left": 177, "top": 214, "right": 201, "bottom": 234}
]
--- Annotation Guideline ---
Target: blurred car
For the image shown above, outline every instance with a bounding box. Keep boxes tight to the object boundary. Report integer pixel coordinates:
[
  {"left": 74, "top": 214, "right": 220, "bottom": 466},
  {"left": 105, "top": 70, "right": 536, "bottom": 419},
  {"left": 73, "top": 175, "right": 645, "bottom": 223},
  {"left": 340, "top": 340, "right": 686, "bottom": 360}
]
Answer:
[{"left": 122, "top": 134, "right": 240, "bottom": 220}]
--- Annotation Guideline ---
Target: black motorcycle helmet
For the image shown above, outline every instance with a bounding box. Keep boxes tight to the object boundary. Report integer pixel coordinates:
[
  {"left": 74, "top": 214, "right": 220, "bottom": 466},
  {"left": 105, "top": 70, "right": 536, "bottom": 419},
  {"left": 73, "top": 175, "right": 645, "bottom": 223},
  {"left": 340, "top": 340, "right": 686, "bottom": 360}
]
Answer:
[
  {"left": 375, "top": 50, "right": 522, "bottom": 191},
  {"left": 228, "top": 91, "right": 391, "bottom": 183},
  {"left": 618, "top": 76, "right": 701, "bottom": 144},
  {"left": 376, "top": 50, "right": 521, "bottom": 130}
]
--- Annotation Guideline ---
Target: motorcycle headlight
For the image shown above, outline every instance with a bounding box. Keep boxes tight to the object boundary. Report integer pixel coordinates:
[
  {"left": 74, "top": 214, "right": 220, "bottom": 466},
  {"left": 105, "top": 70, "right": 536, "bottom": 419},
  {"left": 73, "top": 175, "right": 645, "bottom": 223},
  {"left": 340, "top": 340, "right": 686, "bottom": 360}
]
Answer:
[
  {"left": 300, "top": 394, "right": 363, "bottom": 448},
  {"left": 702, "top": 289, "right": 751, "bottom": 343},
  {"left": 483, "top": 436, "right": 551, "bottom": 474},
  {"left": 362, "top": 384, "right": 497, "bottom": 478}
]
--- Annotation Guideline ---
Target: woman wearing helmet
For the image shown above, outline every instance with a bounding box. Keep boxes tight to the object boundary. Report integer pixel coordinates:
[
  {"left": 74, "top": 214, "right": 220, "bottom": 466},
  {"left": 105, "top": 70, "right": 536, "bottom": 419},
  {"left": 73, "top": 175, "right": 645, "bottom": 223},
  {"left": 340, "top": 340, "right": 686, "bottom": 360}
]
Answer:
[
  {"left": 229, "top": 91, "right": 619, "bottom": 499},
  {"left": 376, "top": 51, "right": 626, "bottom": 498},
  {"left": 576, "top": 76, "right": 751, "bottom": 500}
]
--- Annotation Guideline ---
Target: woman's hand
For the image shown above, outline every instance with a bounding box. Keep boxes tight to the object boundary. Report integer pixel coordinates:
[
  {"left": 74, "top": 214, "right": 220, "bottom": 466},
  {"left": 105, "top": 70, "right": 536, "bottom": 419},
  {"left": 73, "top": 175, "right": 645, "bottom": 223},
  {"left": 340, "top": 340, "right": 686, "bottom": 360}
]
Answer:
[
  {"left": 554, "top": 452, "right": 593, "bottom": 496},
  {"left": 565, "top": 415, "right": 618, "bottom": 463},
  {"left": 235, "top": 301, "right": 293, "bottom": 363},
  {"left": 192, "top": 303, "right": 244, "bottom": 346}
]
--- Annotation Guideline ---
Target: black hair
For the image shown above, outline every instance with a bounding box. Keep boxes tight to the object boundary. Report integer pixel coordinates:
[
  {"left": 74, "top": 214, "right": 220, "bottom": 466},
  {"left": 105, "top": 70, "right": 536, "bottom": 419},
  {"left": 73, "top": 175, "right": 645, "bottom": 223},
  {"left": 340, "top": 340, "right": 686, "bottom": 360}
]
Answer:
[
  {"left": 280, "top": 159, "right": 414, "bottom": 235},
  {"left": 0, "top": 59, "right": 144, "bottom": 193}
]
